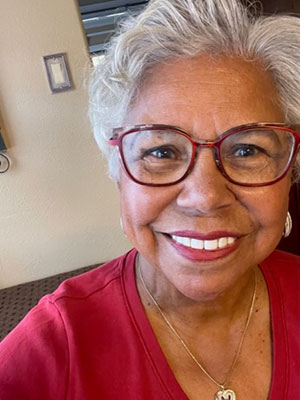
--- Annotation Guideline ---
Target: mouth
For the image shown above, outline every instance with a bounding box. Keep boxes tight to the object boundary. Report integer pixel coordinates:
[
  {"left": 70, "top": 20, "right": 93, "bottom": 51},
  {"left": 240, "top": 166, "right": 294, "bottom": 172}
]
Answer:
[
  {"left": 170, "top": 235, "right": 236, "bottom": 251},
  {"left": 163, "top": 231, "right": 241, "bottom": 261}
]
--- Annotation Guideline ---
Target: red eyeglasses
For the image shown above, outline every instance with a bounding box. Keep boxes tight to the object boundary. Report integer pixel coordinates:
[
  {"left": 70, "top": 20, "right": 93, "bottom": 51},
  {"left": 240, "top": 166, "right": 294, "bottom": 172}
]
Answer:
[{"left": 109, "top": 122, "right": 300, "bottom": 187}]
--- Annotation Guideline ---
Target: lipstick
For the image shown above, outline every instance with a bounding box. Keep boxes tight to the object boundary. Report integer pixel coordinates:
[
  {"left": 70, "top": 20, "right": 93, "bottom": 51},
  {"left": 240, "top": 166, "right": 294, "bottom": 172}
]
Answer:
[{"left": 165, "top": 231, "right": 240, "bottom": 261}]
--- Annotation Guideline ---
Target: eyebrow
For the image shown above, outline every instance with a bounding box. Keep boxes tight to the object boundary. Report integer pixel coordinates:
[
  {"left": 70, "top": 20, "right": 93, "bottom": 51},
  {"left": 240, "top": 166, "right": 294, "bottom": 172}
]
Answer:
[
  {"left": 126, "top": 128, "right": 182, "bottom": 153},
  {"left": 238, "top": 128, "right": 282, "bottom": 147}
]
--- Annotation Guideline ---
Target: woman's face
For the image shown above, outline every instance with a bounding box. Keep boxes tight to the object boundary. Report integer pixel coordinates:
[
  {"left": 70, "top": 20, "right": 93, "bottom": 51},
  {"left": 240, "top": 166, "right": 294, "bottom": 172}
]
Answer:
[{"left": 118, "top": 56, "right": 291, "bottom": 300}]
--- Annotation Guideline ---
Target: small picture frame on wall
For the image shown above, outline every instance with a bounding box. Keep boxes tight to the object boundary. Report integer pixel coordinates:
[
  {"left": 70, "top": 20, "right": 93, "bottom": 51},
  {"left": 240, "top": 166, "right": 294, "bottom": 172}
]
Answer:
[{"left": 43, "top": 53, "right": 73, "bottom": 93}]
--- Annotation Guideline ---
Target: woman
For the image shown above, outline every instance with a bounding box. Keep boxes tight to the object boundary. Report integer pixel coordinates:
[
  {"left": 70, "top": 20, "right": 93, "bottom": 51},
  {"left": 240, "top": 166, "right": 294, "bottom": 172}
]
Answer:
[{"left": 0, "top": 0, "right": 299, "bottom": 399}]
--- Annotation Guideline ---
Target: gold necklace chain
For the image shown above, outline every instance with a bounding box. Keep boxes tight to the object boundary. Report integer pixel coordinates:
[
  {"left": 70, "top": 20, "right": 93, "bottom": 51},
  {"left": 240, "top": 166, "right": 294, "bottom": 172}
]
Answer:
[{"left": 138, "top": 265, "right": 257, "bottom": 395}]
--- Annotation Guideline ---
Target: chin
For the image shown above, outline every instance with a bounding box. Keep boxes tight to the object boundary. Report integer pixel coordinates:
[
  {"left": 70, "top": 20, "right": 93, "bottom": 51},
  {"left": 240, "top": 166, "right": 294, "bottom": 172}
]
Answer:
[{"left": 171, "top": 273, "right": 239, "bottom": 303}]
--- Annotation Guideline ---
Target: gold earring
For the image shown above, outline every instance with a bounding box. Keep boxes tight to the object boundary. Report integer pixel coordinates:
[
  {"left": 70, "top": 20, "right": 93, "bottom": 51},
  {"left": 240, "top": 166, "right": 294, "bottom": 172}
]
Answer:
[{"left": 283, "top": 211, "right": 292, "bottom": 238}]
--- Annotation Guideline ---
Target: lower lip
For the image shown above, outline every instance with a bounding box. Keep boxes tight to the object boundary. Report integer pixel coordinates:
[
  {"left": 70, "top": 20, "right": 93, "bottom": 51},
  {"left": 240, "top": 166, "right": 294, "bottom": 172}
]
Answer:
[{"left": 167, "top": 236, "right": 239, "bottom": 261}]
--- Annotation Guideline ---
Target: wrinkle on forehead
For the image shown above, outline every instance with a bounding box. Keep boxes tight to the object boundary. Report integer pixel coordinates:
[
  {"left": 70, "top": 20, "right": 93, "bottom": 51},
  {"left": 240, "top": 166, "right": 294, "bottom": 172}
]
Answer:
[
  {"left": 126, "top": 56, "right": 284, "bottom": 136},
  {"left": 141, "top": 56, "right": 265, "bottom": 88}
]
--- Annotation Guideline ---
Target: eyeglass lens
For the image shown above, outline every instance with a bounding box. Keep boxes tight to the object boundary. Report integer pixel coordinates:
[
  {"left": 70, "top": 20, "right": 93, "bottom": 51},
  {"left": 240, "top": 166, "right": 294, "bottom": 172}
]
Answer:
[{"left": 121, "top": 128, "right": 295, "bottom": 185}]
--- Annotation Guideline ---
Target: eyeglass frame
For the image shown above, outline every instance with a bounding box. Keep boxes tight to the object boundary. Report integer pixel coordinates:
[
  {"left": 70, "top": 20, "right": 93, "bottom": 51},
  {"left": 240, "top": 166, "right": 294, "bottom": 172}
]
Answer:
[{"left": 109, "top": 122, "right": 300, "bottom": 187}]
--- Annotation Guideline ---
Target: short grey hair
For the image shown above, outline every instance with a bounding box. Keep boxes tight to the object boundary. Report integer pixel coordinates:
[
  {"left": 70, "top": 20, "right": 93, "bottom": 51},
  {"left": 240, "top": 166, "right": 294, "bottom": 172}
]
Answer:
[{"left": 89, "top": 0, "right": 300, "bottom": 182}]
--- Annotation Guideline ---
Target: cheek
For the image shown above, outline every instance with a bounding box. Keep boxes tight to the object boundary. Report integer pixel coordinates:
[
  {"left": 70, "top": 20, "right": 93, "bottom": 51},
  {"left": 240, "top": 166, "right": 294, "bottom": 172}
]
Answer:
[
  {"left": 239, "top": 179, "right": 290, "bottom": 237},
  {"left": 119, "top": 183, "right": 167, "bottom": 255},
  {"left": 118, "top": 172, "right": 168, "bottom": 233}
]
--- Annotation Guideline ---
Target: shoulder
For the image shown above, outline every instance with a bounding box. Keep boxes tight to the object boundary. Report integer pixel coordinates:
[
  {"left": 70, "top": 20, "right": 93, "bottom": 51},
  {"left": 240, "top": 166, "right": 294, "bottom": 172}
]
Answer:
[
  {"left": 0, "top": 248, "right": 137, "bottom": 354},
  {"left": 32, "top": 248, "right": 139, "bottom": 347},
  {"left": 0, "top": 287, "right": 69, "bottom": 399},
  {"left": 0, "top": 249, "right": 137, "bottom": 398},
  {"left": 47, "top": 248, "right": 137, "bottom": 303},
  {"left": 261, "top": 250, "right": 299, "bottom": 396},
  {"left": 260, "top": 249, "right": 299, "bottom": 295},
  {"left": 264, "top": 249, "right": 299, "bottom": 264},
  {"left": 260, "top": 249, "right": 299, "bottom": 278},
  {"left": 260, "top": 249, "right": 299, "bottom": 320}
]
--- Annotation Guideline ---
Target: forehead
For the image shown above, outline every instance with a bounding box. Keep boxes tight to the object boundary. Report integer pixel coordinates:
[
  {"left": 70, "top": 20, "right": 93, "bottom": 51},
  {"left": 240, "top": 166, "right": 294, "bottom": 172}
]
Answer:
[{"left": 126, "top": 56, "right": 284, "bottom": 136}]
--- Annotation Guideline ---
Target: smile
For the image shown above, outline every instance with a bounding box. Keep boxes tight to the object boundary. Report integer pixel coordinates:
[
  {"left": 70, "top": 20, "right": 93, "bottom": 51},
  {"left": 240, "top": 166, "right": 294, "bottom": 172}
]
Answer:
[{"left": 170, "top": 235, "right": 237, "bottom": 251}]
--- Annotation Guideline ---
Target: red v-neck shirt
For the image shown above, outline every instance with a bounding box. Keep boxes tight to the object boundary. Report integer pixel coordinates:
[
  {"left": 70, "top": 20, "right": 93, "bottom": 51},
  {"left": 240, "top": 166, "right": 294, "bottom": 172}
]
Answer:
[{"left": 0, "top": 249, "right": 299, "bottom": 399}]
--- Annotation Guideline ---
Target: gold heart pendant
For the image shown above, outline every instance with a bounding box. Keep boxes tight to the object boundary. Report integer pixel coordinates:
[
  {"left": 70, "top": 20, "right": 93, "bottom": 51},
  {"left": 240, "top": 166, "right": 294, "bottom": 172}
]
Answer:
[{"left": 215, "top": 388, "right": 236, "bottom": 400}]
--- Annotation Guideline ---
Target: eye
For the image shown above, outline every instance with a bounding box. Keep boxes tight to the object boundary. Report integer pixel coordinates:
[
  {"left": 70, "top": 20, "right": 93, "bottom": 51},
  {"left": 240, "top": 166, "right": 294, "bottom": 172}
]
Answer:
[
  {"left": 231, "top": 144, "right": 267, "bottom": 157},
  {"left": 144, "top": 146, "right": 177, "bottom": 159}
]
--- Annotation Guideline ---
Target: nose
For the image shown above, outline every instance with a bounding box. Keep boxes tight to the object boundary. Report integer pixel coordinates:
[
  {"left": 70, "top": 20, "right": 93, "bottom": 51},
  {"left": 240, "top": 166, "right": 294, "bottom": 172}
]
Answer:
[{"left": 176, "top": 148, "right": 236, "bottom": 215}]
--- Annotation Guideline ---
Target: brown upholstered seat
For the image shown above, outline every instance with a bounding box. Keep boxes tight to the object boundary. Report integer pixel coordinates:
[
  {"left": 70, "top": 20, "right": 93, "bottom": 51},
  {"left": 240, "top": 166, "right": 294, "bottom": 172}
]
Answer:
[{"left": 0, "top": 264, "right": 99, "bottom": 342}]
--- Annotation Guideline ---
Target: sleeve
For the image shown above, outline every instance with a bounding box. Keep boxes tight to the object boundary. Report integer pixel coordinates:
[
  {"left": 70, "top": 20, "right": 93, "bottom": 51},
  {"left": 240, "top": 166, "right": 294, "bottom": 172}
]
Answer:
[{"left": 0, "top": 297, "right": 69, "bottom": 400}]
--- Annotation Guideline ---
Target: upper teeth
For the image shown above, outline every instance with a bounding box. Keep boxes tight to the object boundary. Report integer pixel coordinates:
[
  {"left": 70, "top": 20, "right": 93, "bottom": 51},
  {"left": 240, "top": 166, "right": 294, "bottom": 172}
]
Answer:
[{"left": 171, "top": 235, "right": 236, "bottom": 250}]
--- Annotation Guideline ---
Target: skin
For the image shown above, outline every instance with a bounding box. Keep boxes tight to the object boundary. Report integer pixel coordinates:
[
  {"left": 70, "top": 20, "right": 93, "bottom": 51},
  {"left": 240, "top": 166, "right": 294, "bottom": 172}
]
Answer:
[{"left": 117, "top": 56, "right": 292, "bottom": 398}]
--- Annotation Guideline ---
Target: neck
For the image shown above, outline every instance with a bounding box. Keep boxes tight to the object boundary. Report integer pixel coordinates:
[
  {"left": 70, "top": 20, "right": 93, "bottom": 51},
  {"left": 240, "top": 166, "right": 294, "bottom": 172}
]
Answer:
[{"left": 136, "top": 254, "right": 257, "bottom": 327}]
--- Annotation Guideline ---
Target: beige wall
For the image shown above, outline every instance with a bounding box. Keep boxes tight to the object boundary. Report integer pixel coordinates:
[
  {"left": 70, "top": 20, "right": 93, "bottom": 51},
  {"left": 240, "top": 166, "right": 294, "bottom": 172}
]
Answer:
[{"left": 0, "top": 0, "right": 130, "bottom": 289}]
